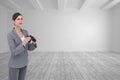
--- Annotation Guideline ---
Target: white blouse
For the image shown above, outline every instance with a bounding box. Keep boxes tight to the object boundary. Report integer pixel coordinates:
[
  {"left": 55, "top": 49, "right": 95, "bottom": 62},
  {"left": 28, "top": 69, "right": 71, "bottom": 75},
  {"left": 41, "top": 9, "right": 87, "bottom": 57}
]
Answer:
[{"left": 21, "top": 35, "right": 25, "bottom": 41}]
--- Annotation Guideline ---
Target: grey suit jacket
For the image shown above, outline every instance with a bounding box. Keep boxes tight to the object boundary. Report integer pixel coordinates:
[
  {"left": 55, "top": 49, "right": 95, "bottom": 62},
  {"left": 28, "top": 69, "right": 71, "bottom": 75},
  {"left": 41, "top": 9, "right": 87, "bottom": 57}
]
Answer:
[{"left": 7, "top": 29, "right": 37, "bottom": 68}]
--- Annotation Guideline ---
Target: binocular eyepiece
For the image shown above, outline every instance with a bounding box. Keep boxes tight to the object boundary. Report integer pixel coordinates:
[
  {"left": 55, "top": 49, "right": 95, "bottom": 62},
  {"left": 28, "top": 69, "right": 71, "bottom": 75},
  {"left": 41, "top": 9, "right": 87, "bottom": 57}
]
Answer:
[
  {"left": 30, "top": 35, "right": 36, "bottom": 42},
  {"left": 27, "top": 35, "right": 36, "bottom": 42}
]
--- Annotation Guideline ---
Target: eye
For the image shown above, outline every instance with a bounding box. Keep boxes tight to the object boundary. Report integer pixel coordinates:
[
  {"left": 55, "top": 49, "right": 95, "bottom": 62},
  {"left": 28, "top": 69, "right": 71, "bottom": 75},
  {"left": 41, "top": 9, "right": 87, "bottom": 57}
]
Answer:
[
  {"left": 21, "top": 18, "right": 23, "bottom": 20},
  {"left": 17, "top": 18, "right": 20, "bottom": 20}
]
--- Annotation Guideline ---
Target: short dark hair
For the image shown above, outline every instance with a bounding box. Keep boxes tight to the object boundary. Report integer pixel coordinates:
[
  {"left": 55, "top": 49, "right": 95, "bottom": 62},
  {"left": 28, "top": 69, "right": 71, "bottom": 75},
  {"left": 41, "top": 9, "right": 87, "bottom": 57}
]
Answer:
[{"left": 12, "top": 12, "right": 22, "bottom": 21}]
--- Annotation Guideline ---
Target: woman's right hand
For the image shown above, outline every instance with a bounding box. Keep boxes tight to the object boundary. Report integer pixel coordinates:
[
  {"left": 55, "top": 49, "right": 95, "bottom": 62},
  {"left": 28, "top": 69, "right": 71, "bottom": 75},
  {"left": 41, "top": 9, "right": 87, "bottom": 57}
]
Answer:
[{"left": 22, "top": 37, "right": 31, "bottom": 46}]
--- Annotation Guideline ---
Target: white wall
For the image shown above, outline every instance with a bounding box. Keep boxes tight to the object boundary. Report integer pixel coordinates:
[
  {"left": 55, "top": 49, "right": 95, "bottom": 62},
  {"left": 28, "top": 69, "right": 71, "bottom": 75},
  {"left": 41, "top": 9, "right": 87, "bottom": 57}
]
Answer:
[
  {"left": 111, "top": 3, "right": 120, "bottom": 52},
  {"left": 0, "top": 5, "right": 8, "bottom": 53},
  {"left": 23, "top": 9, "right": 111, "bottom": 52},
  {"left": 1, "top": 3, "right": 119, "bottom": 52}
]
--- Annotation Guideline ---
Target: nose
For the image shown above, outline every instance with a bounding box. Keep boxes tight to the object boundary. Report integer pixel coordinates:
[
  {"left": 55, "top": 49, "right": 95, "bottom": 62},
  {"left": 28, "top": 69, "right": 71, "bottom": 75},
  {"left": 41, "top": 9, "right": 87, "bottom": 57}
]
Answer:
[
  {"left": 20, "top": 19, "right": 23, "bottom": 21},
  {"left": 20, "top": 19, "right": 23, "bottom": 22}
]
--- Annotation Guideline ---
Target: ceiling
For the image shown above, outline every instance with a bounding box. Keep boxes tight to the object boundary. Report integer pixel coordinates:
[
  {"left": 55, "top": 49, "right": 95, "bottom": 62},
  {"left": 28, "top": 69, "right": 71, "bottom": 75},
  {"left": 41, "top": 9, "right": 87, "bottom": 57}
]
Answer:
[{"left": 0, "top": 0, "right": 120, "bottom": 11}]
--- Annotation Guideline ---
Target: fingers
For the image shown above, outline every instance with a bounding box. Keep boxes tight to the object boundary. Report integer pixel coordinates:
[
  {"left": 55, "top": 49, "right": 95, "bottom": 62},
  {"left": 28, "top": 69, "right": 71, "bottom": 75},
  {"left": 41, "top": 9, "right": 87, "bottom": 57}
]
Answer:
[
  {"left": 22, "top": 37, "right": 31, "bottom": 46},
  {"left": 26, "top": 37, "right": 31, "bottom": 41}
]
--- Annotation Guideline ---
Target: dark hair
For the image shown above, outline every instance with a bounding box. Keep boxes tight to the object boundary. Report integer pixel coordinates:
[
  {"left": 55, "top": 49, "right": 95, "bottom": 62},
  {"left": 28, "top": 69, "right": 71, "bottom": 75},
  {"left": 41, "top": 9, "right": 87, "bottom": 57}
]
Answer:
[{"left": 12, "top": 12, "right": 22, "bottom": 21}]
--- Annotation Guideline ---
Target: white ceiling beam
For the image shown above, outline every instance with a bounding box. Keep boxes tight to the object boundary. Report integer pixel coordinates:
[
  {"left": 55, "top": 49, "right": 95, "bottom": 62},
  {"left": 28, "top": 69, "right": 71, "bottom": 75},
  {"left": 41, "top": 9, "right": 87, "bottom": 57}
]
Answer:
[
  {"left": 36, "top": 0, "right": 44, "bottom": 10},
  {"left": 80, "top": 0, "right": 113, "bottom": 10},
  {"left": 79, "top": 0, "right": 87, "bottom": 10},
  {"left": 30, "top": 0, "right": 44, "bottom": 10},
  {"left": 100, "top": 0, "right": 113, "bottom": 9},
  {"left": 58, "top": 0, "right": 67, "bottom": 10},
  {"left": 103, "top": 0, "right": 120, "bottom": 9},
  {"left": 79, "top": 0, "right": 91, "bottom": 10},
  {"left": 8, "top": 0, "right": 22, "bottom": 10}
]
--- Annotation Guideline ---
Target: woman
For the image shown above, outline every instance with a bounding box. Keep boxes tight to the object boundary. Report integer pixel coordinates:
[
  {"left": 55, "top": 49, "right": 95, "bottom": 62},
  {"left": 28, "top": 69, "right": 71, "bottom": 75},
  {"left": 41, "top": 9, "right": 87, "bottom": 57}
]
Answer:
[{"left": 7, "top": 12, "right": 37, "bottom": 80}]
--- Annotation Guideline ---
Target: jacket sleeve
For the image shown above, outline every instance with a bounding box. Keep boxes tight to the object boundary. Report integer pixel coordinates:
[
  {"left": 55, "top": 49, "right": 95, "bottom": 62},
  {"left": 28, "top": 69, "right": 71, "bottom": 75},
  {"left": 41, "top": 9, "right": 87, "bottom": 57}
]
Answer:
[
  {"left": 25, "top": 30, "right": 37, "bottom": 51},
  {"left": 7, "top": 33, "right": 25, "bottom": 57},
  {"left": 28, "top": 43, "right": 37, "bottom": 51}
]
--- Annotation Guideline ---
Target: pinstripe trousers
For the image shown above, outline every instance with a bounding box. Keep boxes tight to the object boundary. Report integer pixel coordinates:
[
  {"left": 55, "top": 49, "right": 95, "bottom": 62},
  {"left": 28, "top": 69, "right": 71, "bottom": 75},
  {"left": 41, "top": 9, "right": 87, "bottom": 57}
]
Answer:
[{"left": 9, "top": 66, "right": 27, "bottom": 80}]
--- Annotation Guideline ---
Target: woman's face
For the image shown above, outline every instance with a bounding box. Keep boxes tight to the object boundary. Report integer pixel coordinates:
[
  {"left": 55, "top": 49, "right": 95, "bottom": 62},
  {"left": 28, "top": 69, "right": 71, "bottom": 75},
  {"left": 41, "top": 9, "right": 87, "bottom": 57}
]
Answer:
[{"left": 13, "top": 15, "right": 23, "bottom": 28}]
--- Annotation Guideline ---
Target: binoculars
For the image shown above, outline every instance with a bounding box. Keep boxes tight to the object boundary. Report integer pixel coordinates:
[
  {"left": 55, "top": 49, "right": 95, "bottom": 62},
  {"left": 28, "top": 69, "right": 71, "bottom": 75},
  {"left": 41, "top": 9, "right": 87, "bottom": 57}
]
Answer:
[
  {"left": 30, "top": 35, "right": 36, "bottom": 42},
  {"left": 27, "top": 35, "right": 36, "bottom": 42},
  {"left": 27, "top": 35, "right": 37, "bottom": 48}
]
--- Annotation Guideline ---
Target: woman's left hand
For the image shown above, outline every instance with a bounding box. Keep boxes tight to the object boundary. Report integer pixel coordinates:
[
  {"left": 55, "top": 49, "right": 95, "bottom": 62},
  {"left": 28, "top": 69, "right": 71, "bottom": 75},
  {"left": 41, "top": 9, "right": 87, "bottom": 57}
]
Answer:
[{"left": 32, "top": 41, "right": 36, "bottom": 44}]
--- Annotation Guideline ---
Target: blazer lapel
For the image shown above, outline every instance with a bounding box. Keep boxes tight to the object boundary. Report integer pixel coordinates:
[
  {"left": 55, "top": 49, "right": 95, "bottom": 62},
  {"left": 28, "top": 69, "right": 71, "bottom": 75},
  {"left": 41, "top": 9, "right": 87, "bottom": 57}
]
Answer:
[{"left": 12, "top": 29, "right": 22, "bottom": 41}]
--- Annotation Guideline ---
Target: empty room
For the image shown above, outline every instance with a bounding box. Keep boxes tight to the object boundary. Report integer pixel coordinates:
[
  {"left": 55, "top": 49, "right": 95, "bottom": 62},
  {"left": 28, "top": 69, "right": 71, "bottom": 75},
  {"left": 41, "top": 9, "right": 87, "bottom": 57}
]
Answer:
[{"left": 0, "top": 0, "right": 120, "bottom": 80}]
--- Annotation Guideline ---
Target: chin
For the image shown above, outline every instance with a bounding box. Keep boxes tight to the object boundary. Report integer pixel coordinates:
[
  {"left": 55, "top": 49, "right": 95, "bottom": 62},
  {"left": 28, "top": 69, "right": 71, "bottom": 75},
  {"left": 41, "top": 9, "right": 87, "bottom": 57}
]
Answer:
[
  {"left": 19, "top": 25, "right": 22, "bottom": 27},
  {"left": 17, "top": 26, "right": 22, "bottom": 29}
]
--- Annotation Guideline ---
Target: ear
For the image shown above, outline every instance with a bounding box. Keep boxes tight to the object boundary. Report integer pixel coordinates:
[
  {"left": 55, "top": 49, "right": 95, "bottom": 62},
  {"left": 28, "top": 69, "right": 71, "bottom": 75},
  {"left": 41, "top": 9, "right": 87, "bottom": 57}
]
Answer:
[{"left": 12, "top": 20, "right": 15, "bottom": 26}]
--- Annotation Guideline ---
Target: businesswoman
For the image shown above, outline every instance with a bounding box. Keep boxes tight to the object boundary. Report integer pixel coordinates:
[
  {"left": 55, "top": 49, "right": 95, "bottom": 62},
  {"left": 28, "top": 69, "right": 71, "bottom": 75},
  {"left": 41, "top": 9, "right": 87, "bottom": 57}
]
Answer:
[{"left": 7, "top": 12, "right": 37, "bottom": 80}]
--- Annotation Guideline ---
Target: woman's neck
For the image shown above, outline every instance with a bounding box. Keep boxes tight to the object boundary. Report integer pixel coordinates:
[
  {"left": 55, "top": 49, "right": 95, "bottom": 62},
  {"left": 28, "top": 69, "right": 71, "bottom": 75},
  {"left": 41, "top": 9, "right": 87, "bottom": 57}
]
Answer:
[{"left": 14, "top": 26, "right": 21, "bottom": 32}]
